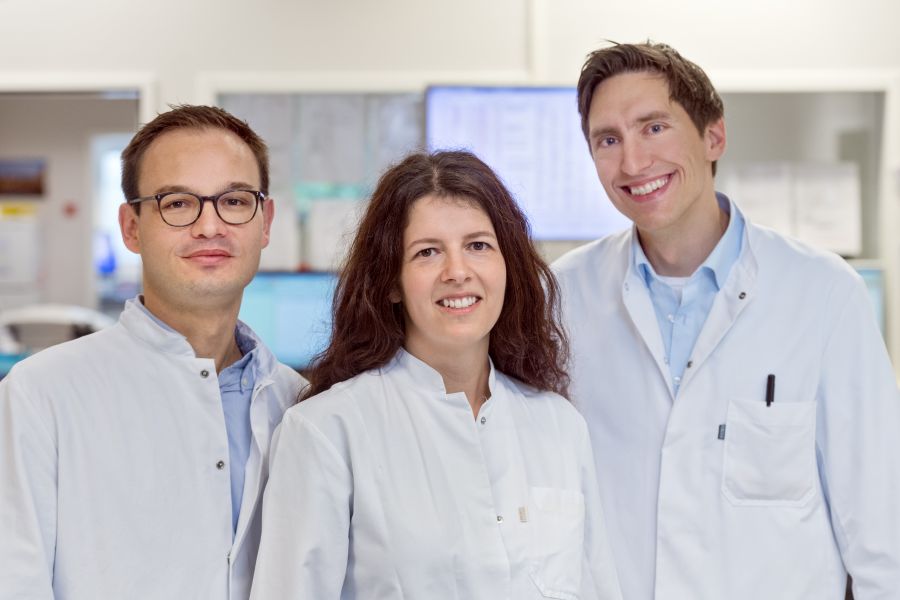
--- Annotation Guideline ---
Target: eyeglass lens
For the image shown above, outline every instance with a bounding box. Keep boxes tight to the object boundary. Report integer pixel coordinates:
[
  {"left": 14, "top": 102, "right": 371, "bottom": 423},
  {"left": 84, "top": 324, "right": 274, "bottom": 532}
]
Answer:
[{"left": 159, "top": 191, "right": 258, "bottom": 226}]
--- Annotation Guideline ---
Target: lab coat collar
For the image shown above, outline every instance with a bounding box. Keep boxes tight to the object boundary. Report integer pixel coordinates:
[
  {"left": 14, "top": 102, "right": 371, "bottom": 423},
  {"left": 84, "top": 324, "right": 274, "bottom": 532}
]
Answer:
[
  {"left": 675, "top": 200, "right": 760, "bottom": 393},
  {"left": 389, "top": 347, "right": 499, "bottom": 400},
  {"left": 620, "top": 198, "right": 758, "bottom": 400},
  {"left": 119, "top": 297, "right": 281, "bottom": 382},
  {"left": 632, "top": 192, "right": 743, "bottom": 291},
  {"left": 119, "top": 297, "right": 197, "bottom": 358}
]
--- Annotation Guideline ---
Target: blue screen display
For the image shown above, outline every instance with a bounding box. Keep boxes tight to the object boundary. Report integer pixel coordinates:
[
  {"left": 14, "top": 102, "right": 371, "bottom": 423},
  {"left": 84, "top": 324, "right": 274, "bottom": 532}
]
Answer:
[{"left": 239, "top": 272, "right": 337, "bottom": 370}]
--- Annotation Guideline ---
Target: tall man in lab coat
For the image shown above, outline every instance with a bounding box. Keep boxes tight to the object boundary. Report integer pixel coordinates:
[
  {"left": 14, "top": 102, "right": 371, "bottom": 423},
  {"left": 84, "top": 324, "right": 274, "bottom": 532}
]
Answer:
[
  {"left": 0, "top": 105, "right": 306, "bottom": 599},
  {"left": 553, "top": 42, "right": 900, "bottom": 599}
]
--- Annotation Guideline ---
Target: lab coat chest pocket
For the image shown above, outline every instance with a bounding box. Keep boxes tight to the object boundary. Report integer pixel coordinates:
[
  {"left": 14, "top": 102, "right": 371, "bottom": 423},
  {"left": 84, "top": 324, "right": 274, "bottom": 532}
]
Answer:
[
  {"left": 722, "top": 398, "right": 817, "bottom": 507},
  {"left": 527, "top": 486, "right": 585, "bottom": 600}
]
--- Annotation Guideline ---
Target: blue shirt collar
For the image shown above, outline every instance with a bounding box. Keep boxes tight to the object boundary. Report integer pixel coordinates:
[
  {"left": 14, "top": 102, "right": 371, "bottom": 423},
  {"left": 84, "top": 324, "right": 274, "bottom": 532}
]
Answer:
[{"left": 632, "top": 192, "right": 744, "bottom": 291}]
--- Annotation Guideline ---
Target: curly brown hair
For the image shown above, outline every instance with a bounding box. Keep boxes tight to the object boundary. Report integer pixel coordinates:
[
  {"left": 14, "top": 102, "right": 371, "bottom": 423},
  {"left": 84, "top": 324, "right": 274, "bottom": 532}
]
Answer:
[{"left": 302, "top": 150, "right": 569, "bottom": 400}]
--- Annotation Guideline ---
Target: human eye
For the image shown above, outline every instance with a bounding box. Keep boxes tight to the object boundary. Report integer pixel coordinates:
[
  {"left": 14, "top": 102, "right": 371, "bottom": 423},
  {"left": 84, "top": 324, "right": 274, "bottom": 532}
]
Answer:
[
  {"left": 594, "top": 135, "right": 618, "bottom": 151},
  {"left": 159, "top": 193, "right": 195, "bottom": 211},
  {"left": 648, "top": 122, "right": 666, "bottom": 135},
  {"left": 414, "top": 247, "right": 437, "bottom": 258},
  {"left": 219, "top": 191, "right": 254, "bottom": 208},
  {"left": 468, "top": 240, "right": 493, "bottom": 252}
]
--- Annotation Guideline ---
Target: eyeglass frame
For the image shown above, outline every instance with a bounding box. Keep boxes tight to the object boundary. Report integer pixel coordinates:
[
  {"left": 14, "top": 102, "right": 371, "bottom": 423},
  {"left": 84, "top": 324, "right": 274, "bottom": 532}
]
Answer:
[{"left": 125, "top": 189, "right": 266, "bottom": 227}]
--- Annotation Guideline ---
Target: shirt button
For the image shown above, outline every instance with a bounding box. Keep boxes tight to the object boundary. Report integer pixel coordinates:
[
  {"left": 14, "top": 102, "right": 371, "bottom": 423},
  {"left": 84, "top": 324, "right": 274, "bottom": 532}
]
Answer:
[
  {"left": 480, "top": 416, "right": 487, "bottom": 425},
  {"left": 674, "top": 376, "right": 682, "bottom": 384},
  {"left": 496, "top": 515, "right": 504, "bottom": 523},
  {"left": 667, "top": 314, "right": 675, "bottom": 323},
  {"left": 241, "top": 378, "right": 249, "bottom": 387},
  {"left": 216, "top": 460, "right": 225, "bottom": 470},
  {"left": 200, "top": 369, "right": 210, "bottom": 378}
]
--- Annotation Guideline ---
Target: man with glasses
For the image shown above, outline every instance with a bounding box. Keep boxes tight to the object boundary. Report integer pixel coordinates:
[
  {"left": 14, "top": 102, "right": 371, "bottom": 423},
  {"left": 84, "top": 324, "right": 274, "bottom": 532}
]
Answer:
[{"left": 0, "top": 105, "right": 306, "bottom": 599}]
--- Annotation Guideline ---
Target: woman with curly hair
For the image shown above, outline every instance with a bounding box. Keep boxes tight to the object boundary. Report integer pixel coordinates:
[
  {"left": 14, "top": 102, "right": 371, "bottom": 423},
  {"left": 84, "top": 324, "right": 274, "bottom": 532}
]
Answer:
[{"left": 251, "top": 150, "right": 621, "bottom": 600}]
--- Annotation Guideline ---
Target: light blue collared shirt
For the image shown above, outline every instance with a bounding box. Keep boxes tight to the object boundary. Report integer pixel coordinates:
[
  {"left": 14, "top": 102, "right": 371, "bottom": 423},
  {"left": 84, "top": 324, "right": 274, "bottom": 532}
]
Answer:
[
  {"left": 632, "top": 193, "right": 744, "bottom": 395},
  {"left": 133, "top": 297, "right": 258, "bottom": 534}
]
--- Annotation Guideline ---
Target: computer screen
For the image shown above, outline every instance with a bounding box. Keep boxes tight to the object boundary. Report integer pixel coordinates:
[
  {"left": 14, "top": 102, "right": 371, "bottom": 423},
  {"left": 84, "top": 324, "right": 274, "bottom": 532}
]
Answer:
[
  {"left": 239, "top": 272, "right": 337, "bottom": 371},
  {"left": 425, "top": 86, "right": 631, "bottom": 240},
  {"left": 854, "top": 265, "right": 886, "bottom": 336}
]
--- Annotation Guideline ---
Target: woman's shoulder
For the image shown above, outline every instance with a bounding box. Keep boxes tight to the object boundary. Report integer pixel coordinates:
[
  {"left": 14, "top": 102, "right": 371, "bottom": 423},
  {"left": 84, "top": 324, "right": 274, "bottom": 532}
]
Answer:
[
  {"left": 497, "top": 373, "right": 586, "bottom": 427},
  {"left": 285, "top": 368, "right": 383, "bottom": 424}
]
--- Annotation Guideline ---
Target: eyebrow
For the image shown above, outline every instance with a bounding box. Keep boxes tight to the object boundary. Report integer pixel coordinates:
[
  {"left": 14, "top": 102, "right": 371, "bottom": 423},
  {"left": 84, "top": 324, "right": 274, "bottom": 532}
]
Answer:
[
  {"left": 405, "top": 231, "right": 498, "bottom": 251},
  {"left": 150, "top": 181, "right": 257, "bottom": 195},
  {"left": 589, "top": 110, "right": 673, "bottom": 142}
]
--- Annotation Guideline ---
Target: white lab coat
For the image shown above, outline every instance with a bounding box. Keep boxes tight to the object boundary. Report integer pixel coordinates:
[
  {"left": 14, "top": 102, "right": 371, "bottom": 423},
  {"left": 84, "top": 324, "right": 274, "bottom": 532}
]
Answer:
[
  {"left": 0, "top": 300, "right": 305, "bottom": 600},
  {"left": 250, "top": 349, "right": 623, "bottom": 600},
  {"left": 552, "top": 206, "right": 900, "bottom": 600}
]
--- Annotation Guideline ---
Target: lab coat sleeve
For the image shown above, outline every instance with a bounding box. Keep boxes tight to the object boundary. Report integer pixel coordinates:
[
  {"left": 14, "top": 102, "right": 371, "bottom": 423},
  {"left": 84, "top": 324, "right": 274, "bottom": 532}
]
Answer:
[
  {"left": 249, "top": 409, "right": 352, "bottom": 599},
  {"left": 0, "top": 374, "right": 57, "bottom": 599},
  {"left": 816, "top": 278, "right": 900, "bottom": 598},
  {"left": 578, "top": 418, "right": 624, "bottom": 600}
]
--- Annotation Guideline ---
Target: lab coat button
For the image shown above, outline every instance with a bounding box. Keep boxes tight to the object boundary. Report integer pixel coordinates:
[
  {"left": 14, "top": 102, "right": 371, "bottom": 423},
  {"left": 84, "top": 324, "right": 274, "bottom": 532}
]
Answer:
[
  {"left": 480, "top": 416, "right": 486, "bottom": 425},
  {"left": 739, "top": 291, "right": 747, "bottom": 300},
  {"left": 687, "top": 360, "right": 693, "bottom": 368},
  {"left": 201, "top": 369, "right": 210, "bottom": 378},
  {"left": 216, "top": 460, "right": 225, "bottom": 470},
  {"left": 496, "top": 515, "right": 504, "bottom": 523}
]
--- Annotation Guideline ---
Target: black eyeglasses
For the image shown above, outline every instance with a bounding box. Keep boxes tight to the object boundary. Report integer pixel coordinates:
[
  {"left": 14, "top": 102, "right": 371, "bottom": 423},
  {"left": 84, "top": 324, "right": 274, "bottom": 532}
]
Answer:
[{"left": 126, "top": 189, "right": 265, "bottom": 227}]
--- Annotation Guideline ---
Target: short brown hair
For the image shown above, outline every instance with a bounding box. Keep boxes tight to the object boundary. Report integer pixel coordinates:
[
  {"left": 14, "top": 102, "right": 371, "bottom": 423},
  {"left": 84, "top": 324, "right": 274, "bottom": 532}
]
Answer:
[
  {"left": 303, "top": 150, "right": 569, "bottom": 400},
  {"left": 120, "top": 104, "right": 270, "bottom": 207},
  {"left": 577, "top": 42, "right": 724, "bottom": 173}
]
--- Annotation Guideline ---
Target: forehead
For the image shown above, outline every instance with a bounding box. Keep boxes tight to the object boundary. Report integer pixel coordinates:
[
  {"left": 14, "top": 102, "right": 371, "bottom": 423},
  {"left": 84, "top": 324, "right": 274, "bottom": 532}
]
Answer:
[
  {"left": 138, "top": 127, "right": 259, "bottom": 194},
  {"left": 404, "top": 194, "right": 494, "bottom": 236},
  {"left": 588, "top": 71, "right": 675, "bottom": 124}
]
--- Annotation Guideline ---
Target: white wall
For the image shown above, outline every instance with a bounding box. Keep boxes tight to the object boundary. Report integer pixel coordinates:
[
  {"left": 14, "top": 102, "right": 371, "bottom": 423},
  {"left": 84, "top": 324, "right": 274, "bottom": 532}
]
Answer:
[
  {"left": 2, "top": 0, "right": 898, "bottom": 104},
  {"left": 0, "top": 95, "right": 138, "bottom": 307}
]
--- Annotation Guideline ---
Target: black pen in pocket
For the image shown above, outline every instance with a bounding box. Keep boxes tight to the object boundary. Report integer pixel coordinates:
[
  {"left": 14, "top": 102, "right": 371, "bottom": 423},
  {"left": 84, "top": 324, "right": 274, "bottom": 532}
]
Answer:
[{"left": 765, "top": 374, "right": 775, "bottom": 407}]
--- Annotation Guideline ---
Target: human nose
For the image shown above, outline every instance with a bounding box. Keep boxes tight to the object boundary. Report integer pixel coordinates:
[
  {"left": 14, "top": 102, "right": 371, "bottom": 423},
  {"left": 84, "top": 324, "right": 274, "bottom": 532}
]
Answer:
[
  {"left": 190, "top": 198, "right": 227, "bottom": 237},
  {"left": 441, "top": 249, "right": 471, "bottom": 283},
  {"left": 621, "top": 138, "right": 652, "bottom": 176}
]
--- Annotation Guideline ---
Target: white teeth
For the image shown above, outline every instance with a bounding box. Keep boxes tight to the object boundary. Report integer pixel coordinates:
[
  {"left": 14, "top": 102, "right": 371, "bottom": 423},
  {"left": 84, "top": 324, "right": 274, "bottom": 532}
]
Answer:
[
  {"left": 441, "top": 296, "right": 477, "bottom": 309},
  {"left": 629, "top": 176, "right": 668, "bottom": 196}
]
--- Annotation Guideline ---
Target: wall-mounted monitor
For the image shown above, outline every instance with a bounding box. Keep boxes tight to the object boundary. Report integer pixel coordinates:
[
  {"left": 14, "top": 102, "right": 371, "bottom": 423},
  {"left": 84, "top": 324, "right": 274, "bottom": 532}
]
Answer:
[
  {"left": 425, "top": 86, "right": 631, "bottom": 240},
  {"left": 239, "top": 272, "right": 336, "bottom": 371}
]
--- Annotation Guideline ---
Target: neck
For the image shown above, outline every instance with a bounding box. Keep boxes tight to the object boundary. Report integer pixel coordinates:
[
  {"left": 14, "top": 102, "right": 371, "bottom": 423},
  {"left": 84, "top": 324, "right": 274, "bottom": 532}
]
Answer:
[
  {"left": 141, "top": 293, "right": 243, "bottom": 372},
  {"left": 639, "top": 192, "right": 728, "bottom": 277},
  {"left": 406, "top": 339, "right": 492, "bottom": 419}
]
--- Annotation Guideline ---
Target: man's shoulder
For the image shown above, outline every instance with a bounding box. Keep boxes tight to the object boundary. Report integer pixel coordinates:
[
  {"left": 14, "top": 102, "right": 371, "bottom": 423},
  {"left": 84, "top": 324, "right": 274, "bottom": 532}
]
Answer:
[
  {"left": 551, "top": 229, "right": 632, "bottom": 280},
  {"left": 747, "top": 222, "right": 860, "bottom": 284},
  {"left": 4, "top": 324, "right": 125, "bottom": 381},
  {"left": 266, "top": 361, "right": 308, "bottom": 401}
]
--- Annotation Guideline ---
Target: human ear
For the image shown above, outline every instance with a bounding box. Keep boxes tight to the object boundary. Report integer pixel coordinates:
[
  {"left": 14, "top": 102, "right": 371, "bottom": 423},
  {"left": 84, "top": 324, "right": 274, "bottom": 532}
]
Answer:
[
  {"left": 705, "top": 117, "right": 726, "bottom": 162},
  {"left": 119, "top": 203, "right": 141, "bottom": 254}
]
